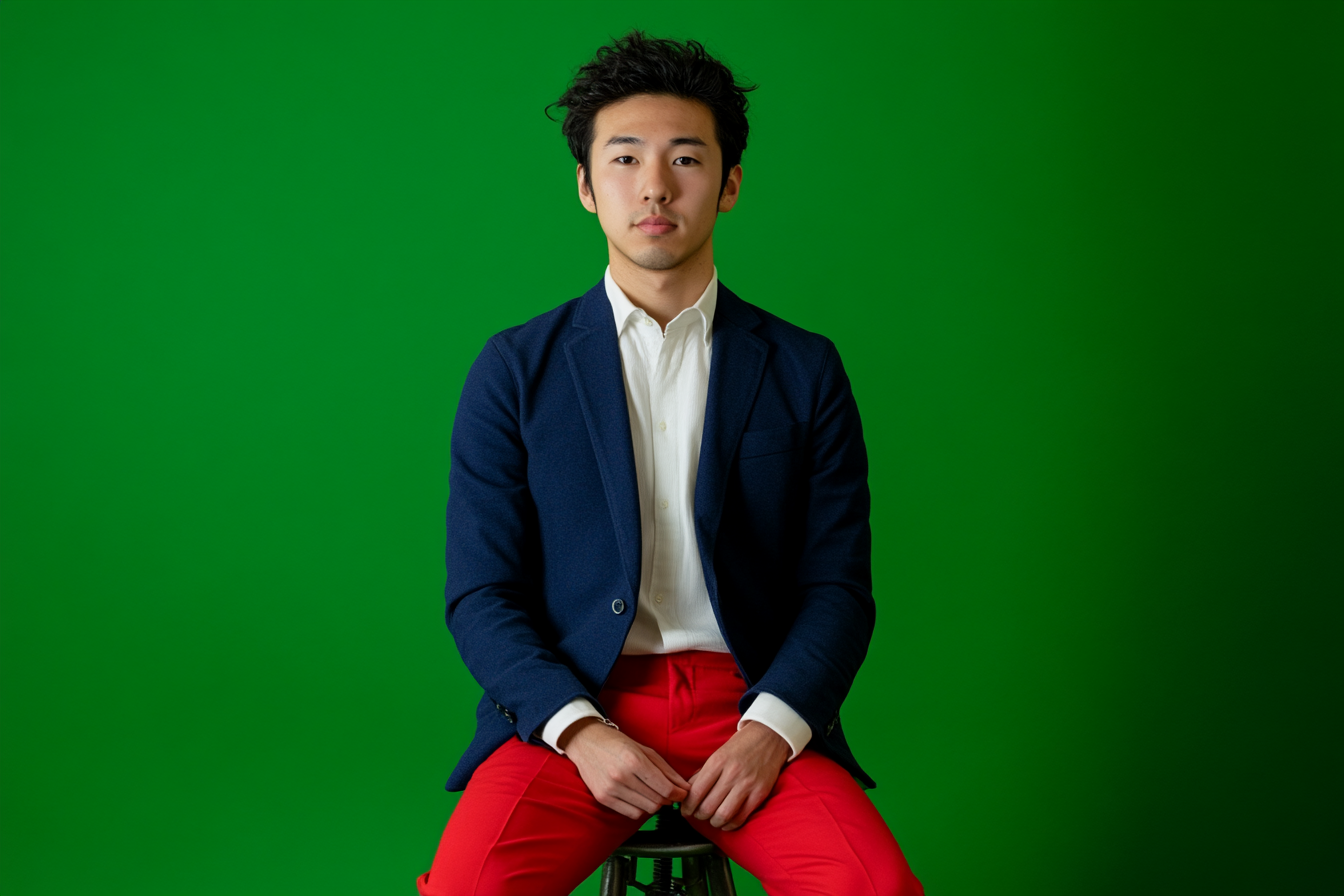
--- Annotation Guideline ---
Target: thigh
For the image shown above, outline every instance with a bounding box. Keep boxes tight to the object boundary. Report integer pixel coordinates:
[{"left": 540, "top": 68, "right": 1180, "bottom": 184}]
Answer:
[
  {"left": 692, "top": 750, "right": 924, "bottom": 896},
  {"left": 416, "top": 737, "right": 642, "bottom": 896}
]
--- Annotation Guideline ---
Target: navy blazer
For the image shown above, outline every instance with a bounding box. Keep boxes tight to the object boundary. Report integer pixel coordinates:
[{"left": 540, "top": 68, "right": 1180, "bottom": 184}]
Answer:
[{"left": 443, "top": 279, "right": 876, "bottom": 792}]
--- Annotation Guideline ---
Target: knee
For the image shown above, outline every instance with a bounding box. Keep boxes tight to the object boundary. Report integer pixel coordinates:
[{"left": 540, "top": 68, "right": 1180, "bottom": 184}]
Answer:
[
  {"left": 875, "top": 865, "right": 925, "bottom": 896},
  {"left": 787, "top": 860, "right": 922, "bottom": 896},
  {"left": 848, "top": 851, "right": 925, "bottom": 896}
]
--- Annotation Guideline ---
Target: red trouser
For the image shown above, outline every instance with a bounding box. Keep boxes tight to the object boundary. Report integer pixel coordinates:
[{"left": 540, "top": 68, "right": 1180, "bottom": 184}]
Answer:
[{"left": 417, "top": 652, "right": 923, "bottom": 896}]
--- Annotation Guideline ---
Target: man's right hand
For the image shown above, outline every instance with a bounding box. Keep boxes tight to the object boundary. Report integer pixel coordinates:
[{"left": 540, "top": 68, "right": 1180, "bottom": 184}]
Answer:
[{"left": 557, "top": 717, "right": 690, "bottom": 820}]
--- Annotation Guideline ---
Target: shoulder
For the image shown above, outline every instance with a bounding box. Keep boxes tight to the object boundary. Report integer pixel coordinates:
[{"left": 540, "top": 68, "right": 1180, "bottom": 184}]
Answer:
[
  {"left": 484, "top": 294, "right": 586, "bottom": 359},
  {"left": 467, "top": 282, "right": 606, "bottom": 384},
  {"left": 718, "top": 284, "right": 840, "bottom": 376}
]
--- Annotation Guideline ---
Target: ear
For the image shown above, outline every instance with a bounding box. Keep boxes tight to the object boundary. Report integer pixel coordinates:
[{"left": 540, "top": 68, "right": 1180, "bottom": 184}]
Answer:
[
  {"left": 718, "top": 164, "right": 743, "bottom": 213},
  {"left": 577, "top": 164, "right": 598, "bottom": 214}
]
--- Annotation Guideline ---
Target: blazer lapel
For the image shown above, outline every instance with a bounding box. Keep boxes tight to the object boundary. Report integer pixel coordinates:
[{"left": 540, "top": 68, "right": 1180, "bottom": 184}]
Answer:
[
  {"left": 694, "top": 284, "right": 768, "bottom": 594},
  {"left": 565, "top": 281, "right": 642, "bottom": 604}
]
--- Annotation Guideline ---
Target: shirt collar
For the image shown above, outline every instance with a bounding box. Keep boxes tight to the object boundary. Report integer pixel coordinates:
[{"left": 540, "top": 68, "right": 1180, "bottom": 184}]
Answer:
[{"left": 604, "top": 266, "right": 718, "bottom": 346}]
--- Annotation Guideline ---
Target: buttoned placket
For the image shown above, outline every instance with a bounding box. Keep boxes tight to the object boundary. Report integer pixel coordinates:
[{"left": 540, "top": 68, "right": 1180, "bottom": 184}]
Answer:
[{"left": 635, "top": 310, "right": 693, "bottom": 640}]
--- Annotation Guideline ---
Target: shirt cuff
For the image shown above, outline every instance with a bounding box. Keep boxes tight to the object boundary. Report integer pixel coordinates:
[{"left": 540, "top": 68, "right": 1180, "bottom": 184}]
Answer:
[
  {"left": 738, "top": 692, "right": 813, "bottom": 761},
  {"left": 539, "top": 697, "right": 604, "bottom": 754}
]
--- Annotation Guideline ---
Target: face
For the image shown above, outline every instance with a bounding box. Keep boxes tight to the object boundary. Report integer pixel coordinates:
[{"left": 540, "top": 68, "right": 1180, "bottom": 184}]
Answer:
[{"left": 578, "top": 93, "right": 742, "bottom": 272}]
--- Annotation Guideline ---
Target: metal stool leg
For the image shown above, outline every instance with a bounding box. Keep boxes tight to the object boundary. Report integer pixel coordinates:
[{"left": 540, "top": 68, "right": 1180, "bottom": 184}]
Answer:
[
  {"left": 681, "top": 856, "right": 710, "bottom": 896},
  {"left": 705, "top": 854, "right": 737, "bottom": 896},
  {"left": 599, "top": 855, "right": 630, "bottom": 895}
]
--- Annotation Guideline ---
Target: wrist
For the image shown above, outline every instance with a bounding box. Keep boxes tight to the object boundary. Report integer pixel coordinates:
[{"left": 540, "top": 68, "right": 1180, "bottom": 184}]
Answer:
[
  {"left": 557, "top": 715, "right": 621, "bottom": 753},
  {"left": 742, "top": 720, "right": 791, "bottom": 765},
  {"left": 556, "top": 716, "right": 604, "bottom": 753}
]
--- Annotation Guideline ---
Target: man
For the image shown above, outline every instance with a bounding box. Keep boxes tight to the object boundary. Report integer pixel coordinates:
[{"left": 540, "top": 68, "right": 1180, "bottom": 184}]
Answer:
[{"left": 417, "top": 32, "right": 923, "bottom": 896}]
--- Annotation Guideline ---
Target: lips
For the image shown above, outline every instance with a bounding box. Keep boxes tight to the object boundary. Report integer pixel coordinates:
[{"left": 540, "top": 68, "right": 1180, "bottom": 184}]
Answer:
[{"left": 637, "top": 216, "right": 676, "bottom": 236}]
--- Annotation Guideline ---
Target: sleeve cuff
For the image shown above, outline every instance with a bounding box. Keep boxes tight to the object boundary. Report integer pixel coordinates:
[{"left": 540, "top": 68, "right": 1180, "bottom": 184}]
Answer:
[
  {"left": 738, "top": 691, "right": 813, "bottom": 760},
  {"left": 539, "top": 697, "right": 604, "bottom": 754}
]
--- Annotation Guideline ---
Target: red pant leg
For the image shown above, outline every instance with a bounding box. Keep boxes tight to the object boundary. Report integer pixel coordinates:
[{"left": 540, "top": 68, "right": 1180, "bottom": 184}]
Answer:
[
  {"left": 417, "top": 659, "right": 684, "bottom": 896},
  {"left": 690, "top": 749, "right": 924, "bottom": 896},
  {"left": 656, "top": 653, "right": 924, "bottom": 896},
  {"left": 418, "top": 653, "right": 923, "bottom": 896},
  {"left": 415, "top": 737, "right": 641, "bottom": 896}
]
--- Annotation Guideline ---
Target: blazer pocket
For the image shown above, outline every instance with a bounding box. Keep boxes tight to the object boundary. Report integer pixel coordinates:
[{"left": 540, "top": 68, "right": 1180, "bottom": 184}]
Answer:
[{"left": 738, "top": 420, "right": 809, "bottom": 459}]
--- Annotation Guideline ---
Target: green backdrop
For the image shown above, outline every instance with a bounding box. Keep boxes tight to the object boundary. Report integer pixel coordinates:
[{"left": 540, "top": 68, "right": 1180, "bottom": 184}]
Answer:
[{"left": 2, "top": 1, "right": 1340, "bottom": 893}]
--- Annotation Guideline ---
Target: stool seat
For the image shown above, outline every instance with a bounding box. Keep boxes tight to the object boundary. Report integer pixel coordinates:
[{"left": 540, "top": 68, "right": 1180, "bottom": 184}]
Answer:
[
  {"left": 599, "top": 806, "right": 737, "bottom": 895},
  {"left": 615, "top": 811, "right": 725, "bottom": 859},
  {"left": 611, "top": 828, "right": 720, "bottom": 858}
]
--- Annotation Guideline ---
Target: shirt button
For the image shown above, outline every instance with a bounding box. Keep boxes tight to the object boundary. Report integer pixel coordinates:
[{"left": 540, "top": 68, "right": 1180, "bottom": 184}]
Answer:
[
  {"left": 654, "top": 594, "right": 664, "bottom": 604},
  {"left": 612, "top": 599, "right": 626, "bottom": 615},
  {"left": 658, "top": 421, "right": 667, "bottom": 431},
  {"left": 660, "top": 499, "right": 669, "bottom": 509}
]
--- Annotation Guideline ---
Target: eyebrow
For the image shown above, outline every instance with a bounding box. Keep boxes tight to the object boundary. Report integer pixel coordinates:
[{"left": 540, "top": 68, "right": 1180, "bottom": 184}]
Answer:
[{"left": 603, "top": 135, "right": 709, "bottom": 148}]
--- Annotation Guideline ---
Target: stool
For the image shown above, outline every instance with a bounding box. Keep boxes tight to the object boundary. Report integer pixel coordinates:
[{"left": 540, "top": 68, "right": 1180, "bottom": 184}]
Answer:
[{"left": 598, "top": 805, "right": 737, "bottom": 895}]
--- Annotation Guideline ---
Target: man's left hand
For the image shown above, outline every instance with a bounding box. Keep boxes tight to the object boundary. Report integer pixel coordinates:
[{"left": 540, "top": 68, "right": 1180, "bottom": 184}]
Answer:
[{"left": 680, "top": 720, "right": 790, "bottom": 832}]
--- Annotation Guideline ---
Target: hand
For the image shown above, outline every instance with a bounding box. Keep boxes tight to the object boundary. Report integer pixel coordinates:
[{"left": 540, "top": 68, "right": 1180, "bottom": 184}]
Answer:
[
  {"left": 681, "top": 720, "right": 790, "bottom": 832},
  {"left": 558, "top": 717, "right": 691, "bottom": 820}
]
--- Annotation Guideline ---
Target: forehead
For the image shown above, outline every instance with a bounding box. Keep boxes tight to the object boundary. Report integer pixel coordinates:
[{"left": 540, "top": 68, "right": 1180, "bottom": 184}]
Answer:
[{"left": 593, "top": 93, "right": 718, "bottom": 145}]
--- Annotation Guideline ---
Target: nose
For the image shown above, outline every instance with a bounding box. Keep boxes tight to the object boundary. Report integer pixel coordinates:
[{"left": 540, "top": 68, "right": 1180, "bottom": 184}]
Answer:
[{"left": 641, "top": 160, "right": 672, "bottom": 205}]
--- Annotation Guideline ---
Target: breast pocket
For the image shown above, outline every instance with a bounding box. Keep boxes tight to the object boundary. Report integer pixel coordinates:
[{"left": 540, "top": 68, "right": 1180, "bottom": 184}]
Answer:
[{"left": 738, "top": 420, "right": 809, "bottom": 459}]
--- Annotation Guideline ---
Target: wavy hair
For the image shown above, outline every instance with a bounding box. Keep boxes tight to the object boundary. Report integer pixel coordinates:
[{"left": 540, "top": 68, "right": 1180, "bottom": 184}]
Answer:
[{"left": 549, "top": 31, "right": 756, "bottom": 195}]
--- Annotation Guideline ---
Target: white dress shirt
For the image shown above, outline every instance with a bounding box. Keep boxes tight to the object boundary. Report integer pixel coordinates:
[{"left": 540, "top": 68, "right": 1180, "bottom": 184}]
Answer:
[{"left": 539, "top": 268, "right": 812, "bottom": 759}]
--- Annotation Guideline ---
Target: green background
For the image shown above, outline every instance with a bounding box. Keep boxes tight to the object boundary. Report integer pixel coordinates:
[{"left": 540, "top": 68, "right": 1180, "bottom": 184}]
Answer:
[{"left": 2, "top": 0, "right": 1340, "bottom": 893}]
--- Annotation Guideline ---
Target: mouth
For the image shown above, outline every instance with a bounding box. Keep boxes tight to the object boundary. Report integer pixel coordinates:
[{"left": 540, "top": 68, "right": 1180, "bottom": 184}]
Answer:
[{"left": 636, "top": 216, "right": 677, "bottom": 236}]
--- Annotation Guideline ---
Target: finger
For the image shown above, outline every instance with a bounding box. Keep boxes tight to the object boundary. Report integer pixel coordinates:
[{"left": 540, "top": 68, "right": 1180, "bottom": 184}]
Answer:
[
  {"left": 601, "top": 764, "right": 664, "bottom": 815},
  {"left": 680, "top": 770, "right": 701, "bottom": 815},
  {"left": 641, "top": 764, "right": 689, "bottom": 802},
  {"left": 691, "top": 772, "right": 735, "bottom": 822},
  {"left": 719, "top": 785, "right": 767, "bottom": 831},
  {"left": 709, "top": 784, "right": 749, "bottom": 829},
  {"left": 597, "top": 792, "right": 652, "bottom": 821},
  {"left": 613, "top": 767, "right": 670, "bottom": 812},
  {"left": 581, "top": 765, "right": 661, "bottom": 818},
  {"left": 613, "top": 747, "right": 677, "bottom": 803},
  {"left": 610, "top": 782, "right": 663, "bottom": 816},
  {"left": 639, "top": 745, "right": 692, "bottom": 792},
  {"left": 632, "top": 748, "right": 688, "bottom": 802},
  {"left": 634, "top": 768, "right": 686, "bottom": 805},
  {"left": 681, "top": 763, "right": 722, "bottom": 818}
]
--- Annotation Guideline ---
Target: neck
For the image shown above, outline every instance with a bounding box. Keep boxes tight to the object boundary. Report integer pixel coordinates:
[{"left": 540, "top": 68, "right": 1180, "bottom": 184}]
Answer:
[{"left": 608, "top": 238, "right": 715, "bottom": 330}]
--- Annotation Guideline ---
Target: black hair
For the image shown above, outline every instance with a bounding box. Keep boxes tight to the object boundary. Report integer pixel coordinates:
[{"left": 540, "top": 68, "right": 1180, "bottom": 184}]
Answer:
[{"left": 548, "top": 31, "right": 756, "bottom": 195}]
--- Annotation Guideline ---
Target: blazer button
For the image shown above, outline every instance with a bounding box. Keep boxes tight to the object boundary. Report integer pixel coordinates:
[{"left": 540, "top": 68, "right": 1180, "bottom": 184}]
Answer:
[{"left": 612, "top": 598, "right": 626, "bottom": 615}]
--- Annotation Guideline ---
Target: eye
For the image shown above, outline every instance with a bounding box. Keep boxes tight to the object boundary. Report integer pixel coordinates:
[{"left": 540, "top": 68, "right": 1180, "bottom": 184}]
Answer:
[
  {"left": 673, "top": 156, "right": 700, "bottom": 166},
  {"left": 614, "top": 155, "right": 636, "bottom": 164}
]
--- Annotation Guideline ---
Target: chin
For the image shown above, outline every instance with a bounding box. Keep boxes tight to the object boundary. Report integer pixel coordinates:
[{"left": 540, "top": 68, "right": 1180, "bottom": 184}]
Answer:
[{"left": 627, "top": 246, "right": 682, "bottom": 271}]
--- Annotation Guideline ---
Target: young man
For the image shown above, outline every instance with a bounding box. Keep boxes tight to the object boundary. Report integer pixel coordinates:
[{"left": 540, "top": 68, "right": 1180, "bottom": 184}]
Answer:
[{"left": 417, "top": 33, "right": 923, "bottom": 896}]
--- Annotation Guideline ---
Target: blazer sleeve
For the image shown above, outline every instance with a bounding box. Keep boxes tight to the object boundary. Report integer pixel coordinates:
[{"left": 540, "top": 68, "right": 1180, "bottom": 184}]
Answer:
[
  {"left": 740, "top": 340, "right": 876, "bottom": 740},
  {"left": 444, "top": 337, "right": 598, "bottom": 745}
]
